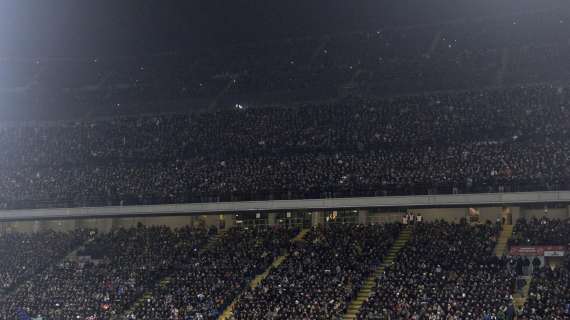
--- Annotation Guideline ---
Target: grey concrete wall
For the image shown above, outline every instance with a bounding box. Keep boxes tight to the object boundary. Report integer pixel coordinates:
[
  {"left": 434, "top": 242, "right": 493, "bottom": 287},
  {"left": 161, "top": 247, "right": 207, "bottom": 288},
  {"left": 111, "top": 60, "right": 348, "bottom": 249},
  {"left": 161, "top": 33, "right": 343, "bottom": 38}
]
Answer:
[
  {"left": 409, "top": 208, "right": 466, "bottom": 223},
  {"left": 1, "top": 204, "right": 566, "bottom": 234},
  {"left": 1, "top": 213, "right": 236, "bottom": 234},
  {"left": 312, "top": 211, "right": 325, "bottom": 226},
  {"left": 358, "top": 210, "right": 368, "bottom": 225},
  {"left": 1, "top": 190, "right": 569, "bottom": 221},
  {"left": 369, "top": 206, "right": 521, "bottom": 224},
  {"left": 478, "top": 207, "right": 502, "bottom": 223},
  {"left": 368, "top": 212, "right": 404, "bottom": 224},
  {"left": 521, "top": 207, "right": 569, "bottom": 220}
]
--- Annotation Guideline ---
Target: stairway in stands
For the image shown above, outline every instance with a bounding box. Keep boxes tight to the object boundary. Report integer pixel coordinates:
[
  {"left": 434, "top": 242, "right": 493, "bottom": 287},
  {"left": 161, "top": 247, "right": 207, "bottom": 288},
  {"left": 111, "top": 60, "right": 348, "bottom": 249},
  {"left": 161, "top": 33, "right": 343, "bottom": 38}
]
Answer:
[
  {"left": 343, "top": 225, "right": 413, "bottom": 320},
  {"left": 494, "top": 224, "right": 514, "bottom": 257},
  {"left": 514, "top": 276, "right": 533, "bottom": 312},
  {"left": 117, "top": 231, "right": 224, "bottom": 319},
  {"left": 2, "top": 235, "right": 93, "bottom": 296},
  {"left": 218, "top": 228, "right": 311, "bottom": 320}
]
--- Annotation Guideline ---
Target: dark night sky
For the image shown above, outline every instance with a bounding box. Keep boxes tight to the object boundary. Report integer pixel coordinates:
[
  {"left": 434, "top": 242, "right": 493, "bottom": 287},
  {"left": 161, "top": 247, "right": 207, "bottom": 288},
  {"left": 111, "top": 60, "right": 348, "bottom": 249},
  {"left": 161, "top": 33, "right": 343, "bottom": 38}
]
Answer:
[{"left": 0, "top": 0, "right": 565, "bottom": 57}]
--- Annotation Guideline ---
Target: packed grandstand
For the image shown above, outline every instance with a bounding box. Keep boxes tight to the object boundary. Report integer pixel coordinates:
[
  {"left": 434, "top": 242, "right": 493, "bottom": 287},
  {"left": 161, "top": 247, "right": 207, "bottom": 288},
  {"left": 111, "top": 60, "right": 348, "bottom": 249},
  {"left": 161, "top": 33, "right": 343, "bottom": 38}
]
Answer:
[
  {"left": 0, "top": 10, "right": 570, "bottom": 209},
  {"left": 0, "top": 2, "right": 568, "bottom": 320},
  {"left": 0, "top": 219, "right": 566, "bottom": 319}
]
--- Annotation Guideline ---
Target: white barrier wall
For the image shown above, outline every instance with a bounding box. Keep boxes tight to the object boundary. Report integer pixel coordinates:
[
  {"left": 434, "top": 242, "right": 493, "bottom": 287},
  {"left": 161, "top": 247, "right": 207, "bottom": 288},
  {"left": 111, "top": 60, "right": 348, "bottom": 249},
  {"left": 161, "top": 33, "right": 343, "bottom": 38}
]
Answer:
[
  {"left": 0, "top": 190, "right": 569, "bottom": 221},
  {"left": 0, "top": 191, "right": 568, "bottom": 233}
]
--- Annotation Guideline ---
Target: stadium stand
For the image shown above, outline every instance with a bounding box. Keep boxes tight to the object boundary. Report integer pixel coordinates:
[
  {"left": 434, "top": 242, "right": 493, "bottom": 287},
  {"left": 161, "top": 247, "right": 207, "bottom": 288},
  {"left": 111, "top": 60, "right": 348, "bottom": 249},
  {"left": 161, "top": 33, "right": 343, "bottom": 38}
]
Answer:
[
  {"left": 2, "top": 219, "right": 567, "bottom": 319},
  {"left": 510, "top": 217, "right": 570, "bottom": 246},
  {"left": 0, "top": 225, "right": 210, "bottom": 319},
  {"left": 0, "top": 4, "right": 568, "bottom": 320},
  {"left": 521, "top": 256, "right": 570, "bottom": 319},
  {"left": 356, "top": 221, "right": 518, "bottom": 319},
  {"left": 0, "top": 229, "right": 89, "bottom": 292},
  {"left": 229, "top": 224, "right": 401, "bottom": 319},
  {"left": 0, "top": 84, "right": 569, "bottom": 209},
  {"left": 0, "top": 9, "right": 567, "bottom": 209},
  {"left": 126, "top": 227, "right": 297, "bottom": 319},
  {"left": 510, "top": 217, "right": 570, "bottom": 318}
]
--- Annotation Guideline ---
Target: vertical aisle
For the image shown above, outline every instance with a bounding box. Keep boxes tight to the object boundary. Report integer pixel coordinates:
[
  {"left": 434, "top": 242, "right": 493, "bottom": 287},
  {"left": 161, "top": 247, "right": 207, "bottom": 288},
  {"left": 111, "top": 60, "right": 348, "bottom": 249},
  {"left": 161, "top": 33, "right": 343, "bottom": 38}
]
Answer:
[
  {"left": 513, "top": 276, "right": 532, "bottom": 312},
  {"left": 218, "top": 229, "right": 311, "bottom": 320},
  {"left": 117, "top": 231, "right": 224, "bottom": 319},
  {"left": 494, "top": 224, "right": 514, "bottom": 257},
  {"left": 343, "top": 225, "right": 413, "bottom": 320}
]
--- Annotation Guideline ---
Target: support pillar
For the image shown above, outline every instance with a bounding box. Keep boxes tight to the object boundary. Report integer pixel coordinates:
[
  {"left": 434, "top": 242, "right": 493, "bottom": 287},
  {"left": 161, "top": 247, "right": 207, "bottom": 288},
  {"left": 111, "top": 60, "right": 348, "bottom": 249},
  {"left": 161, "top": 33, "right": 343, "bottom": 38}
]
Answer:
[
  {"left": 267, "top": 213, "right": 277, "bottom": 226},
  {"left": 358, "top": 210, "right": 368, "bottom": 225},
  {"left": 509, "top": 207, "right": 521, "bottom": 225},
  {"left": 311, "top": 211, "right": 325, "bottom": 227},
  {"left": 222, "top": 214, "right": 236, "bottom": 230}
]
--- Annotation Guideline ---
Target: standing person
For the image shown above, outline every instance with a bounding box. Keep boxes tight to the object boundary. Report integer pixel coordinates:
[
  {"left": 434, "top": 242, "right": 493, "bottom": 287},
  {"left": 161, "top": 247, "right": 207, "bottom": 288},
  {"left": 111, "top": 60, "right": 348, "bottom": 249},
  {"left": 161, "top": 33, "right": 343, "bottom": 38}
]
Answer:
[
  {"left": 515, "top": 258, "right": 523, "bottom": 276},
  {"left": 523, "top": 257, "right": 531, "bottom": 275},
  {"left": 506, "top": 303, "right": 515, "bottom": 320},
  {"left": 532, "top": 256, "right": 541, "bottom": 273}
]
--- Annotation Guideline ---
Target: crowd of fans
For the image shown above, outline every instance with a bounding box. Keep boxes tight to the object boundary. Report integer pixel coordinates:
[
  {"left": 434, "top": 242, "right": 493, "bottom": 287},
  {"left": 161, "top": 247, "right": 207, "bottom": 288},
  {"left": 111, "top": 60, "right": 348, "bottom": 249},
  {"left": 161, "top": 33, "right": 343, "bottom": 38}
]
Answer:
[
  {"left": 127, "top": 227, "right": 297, "bottom": 320},
  {"left": 0, "top": 4, "right": 567, "bottom": 320},
  {"left": 357, "top": 221, "right": 517, "bottom": 319},
  {"left": 0, "top": 229, "right": 88, "bottom": 292},
  {"left": 0, "top": 9, "right": 567, "bottom": 208},
  {"left": 0, "top": 84, "right": 568, "bottom": 209},
  {"left": 230, "top": 224, "right": 401, "bottom": 319},
  {"left": 0, "top": 225, "right": 211, "bottom": 319},
  {"left": 509, "top": 217, "right": 570, "bottom": 246},
  {"left": 520, "top": 257, "right": 570, "bottom": 319},
  {"left": 516, "top": 216, "right": 570, "bottom": 318},
  {"left": 0, "top": 220, "right": 569, "bottom": 318}
]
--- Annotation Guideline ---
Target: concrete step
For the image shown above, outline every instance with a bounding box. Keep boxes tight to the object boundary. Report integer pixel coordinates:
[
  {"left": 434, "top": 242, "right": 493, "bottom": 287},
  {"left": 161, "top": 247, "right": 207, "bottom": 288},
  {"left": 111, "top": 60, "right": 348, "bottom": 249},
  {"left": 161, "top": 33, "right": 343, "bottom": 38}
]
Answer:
[{"left": 292, "top": 229, "right": 310, "bottom": 242}]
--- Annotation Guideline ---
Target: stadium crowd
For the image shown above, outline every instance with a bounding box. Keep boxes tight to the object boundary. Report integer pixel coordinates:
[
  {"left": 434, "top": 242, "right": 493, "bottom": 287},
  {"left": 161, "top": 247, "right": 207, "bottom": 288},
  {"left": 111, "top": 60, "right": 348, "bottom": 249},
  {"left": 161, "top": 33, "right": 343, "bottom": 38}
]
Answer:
[
  {"left": 0, "top": 8, "right": 567, "bottom": 209},
  {"left": 0, "top": 225, "right": 211, "bottom": 319},
  {"left": 520, "top": 258, "right": 570, "bottom": 319},
  {"left": 357, "top": 221, "right": 517, "bottom": 320},
  {"left": 0, "top": 84, "right": 568, "bottom": 209},
  {"left": 509, "top": 217, "right": 570, "bottom": 246},
  {"left": 230, "top": 224, "right": 401, "bottom": 319},
  {"left": 0, "top": 220, "right": 568, "bottom": 319},
  {"left": 517, "top": 216, "right": 570, "bottom": 318},
  {"left": 0, "top": 4, "right": 567, "bottom": 320},
  {"left": 127, "top": 227, "right": 297, "bottom": 320},
  {"left": 0, "top": 229, "right": 89, "bottom": 291}
]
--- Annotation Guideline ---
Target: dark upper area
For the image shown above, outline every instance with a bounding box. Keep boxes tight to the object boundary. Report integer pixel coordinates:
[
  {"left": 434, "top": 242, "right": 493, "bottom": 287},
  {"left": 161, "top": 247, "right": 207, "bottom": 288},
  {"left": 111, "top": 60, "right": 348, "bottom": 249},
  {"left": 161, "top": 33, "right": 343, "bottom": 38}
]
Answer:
[{"left": 0, "top": 0, "right": 567, "bottom": 119}]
